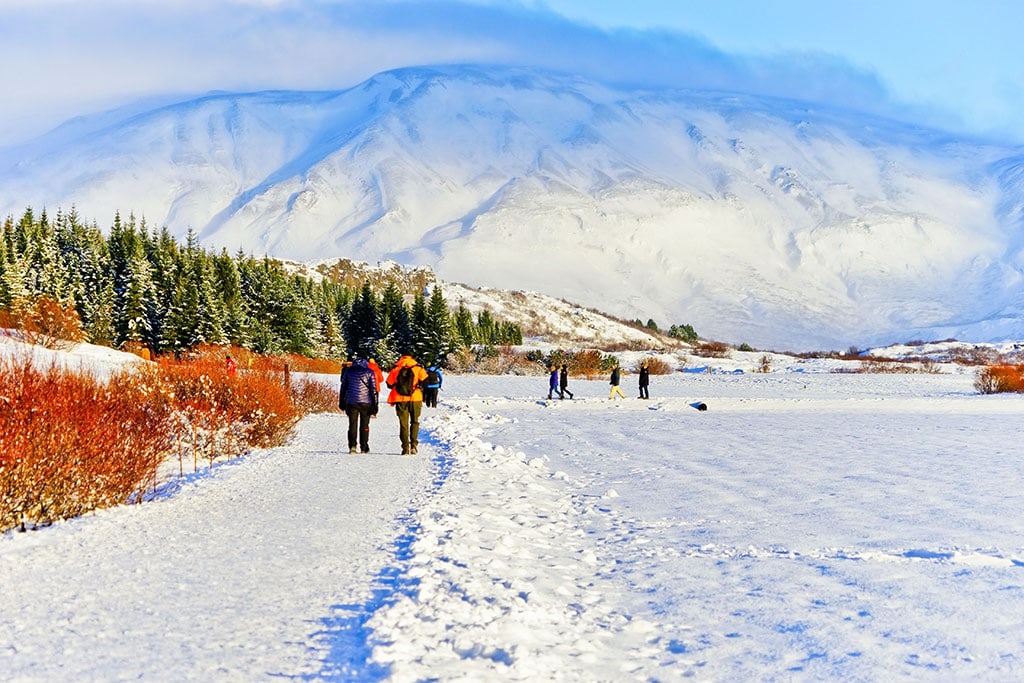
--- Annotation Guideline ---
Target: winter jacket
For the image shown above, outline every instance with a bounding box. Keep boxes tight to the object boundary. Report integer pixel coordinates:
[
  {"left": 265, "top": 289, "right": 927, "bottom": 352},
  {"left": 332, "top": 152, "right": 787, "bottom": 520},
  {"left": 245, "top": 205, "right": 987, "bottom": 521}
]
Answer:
[
  {"left": 549, "top": 368, "right": 559, "bottom": 389},
  {"left": 610, "top": 367, "right": 621, "bottom": 386},
  {"left": 386, "top": 355, "right": 429, "bottom": 404},
  {"left": 368, "top": 360, "right": 384, "bottom": 391},
  {"left": 425, "top": 366, "right": 443, "bottom": 389},
  {"left": 639, "top": 366, "right": 650, "bottom": 387},
  {"left": 340, "top": 359, "right": 379, "bottom": 408}
]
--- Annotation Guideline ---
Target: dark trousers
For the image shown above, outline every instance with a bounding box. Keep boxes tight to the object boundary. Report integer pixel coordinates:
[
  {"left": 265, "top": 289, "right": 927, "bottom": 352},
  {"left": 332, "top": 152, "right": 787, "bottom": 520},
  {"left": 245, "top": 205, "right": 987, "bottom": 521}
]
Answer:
[
  {"left": 394, "top": 400, "right": 422, "bottom": 452},
  {"left": 560, "top": 383, "right": 573, "bottom": 399},
  {"left": 345, "top": 404, "right": 373, "bottom": 451},
  {"left": 423, "top": 387, "right": 439, "bottom": 408},
  {"left": 639, "top": 384, "right": 649, "bottom": 399}
]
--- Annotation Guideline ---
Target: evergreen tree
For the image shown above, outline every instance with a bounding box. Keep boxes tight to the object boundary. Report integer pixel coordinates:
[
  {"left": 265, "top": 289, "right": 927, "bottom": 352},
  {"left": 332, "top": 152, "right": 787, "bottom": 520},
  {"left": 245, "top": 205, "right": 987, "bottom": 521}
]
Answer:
[
  {"left": 420, "top": 285, "right": 456, "bottom": 366},
  {"left": 213, "top": 249, "right": 249, "bottom": 348},
  {"left": 409, "top": 290, "right": 428, "bottom": 357},
  {"left": 476, "top": 309, "right": 496, "bottom": 345},
  {"left": 279, "top": 276, "right": 320, "bottom": 356},
  {"left": 191, "top": 249, "right": 227, "bottom": 346},
  {"left": 453, "top": 303, "right": 475, "bottom": 348},
  {"left": 345, "top": 281, "right": 381, "bottom": 359},
  {"left": 379, "top": 282, "right": 411, "bottom": 362},
  {"left": 109, "top": 214, "right": 160, "bottom": 347}
]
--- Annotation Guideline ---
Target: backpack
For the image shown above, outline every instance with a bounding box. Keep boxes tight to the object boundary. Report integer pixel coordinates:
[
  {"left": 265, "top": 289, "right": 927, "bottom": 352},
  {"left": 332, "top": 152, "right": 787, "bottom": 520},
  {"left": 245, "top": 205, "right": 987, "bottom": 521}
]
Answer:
[
  {"left": 394, "top": 364, "right": 417, "bottom": 396},
  {"left": 426, "top": 368, "right": 441, "bottom": 387}
]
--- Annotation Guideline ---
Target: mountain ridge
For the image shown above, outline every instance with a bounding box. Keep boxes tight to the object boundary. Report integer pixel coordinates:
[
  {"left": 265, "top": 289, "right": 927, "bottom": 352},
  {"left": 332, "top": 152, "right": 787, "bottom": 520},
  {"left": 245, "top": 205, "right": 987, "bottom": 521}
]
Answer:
[{"left": 2, "top": 63, "right": 1023, "bottom": 350}]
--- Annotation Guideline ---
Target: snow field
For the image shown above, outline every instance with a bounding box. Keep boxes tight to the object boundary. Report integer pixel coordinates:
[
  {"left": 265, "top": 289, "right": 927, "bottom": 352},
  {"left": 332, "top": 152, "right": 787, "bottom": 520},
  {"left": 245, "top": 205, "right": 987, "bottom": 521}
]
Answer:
[
  {"left": 368, "top": 403, "right": 671, "bottom": 681},
  {"left": 4, "top": 364, "right": 1024, "bottom": 681},
  {"left": 454, "top": 373, "right": 1024, "bottom": 680}
]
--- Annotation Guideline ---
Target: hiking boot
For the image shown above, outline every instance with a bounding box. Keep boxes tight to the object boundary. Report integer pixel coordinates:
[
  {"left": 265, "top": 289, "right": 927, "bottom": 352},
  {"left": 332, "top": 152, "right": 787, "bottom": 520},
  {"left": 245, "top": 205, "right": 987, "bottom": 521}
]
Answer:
[
  {"left": 401, "top": 447, "right": 410, "bottom": 455},
  {"left": 410, "top": 446, "right": 418, "bottom": 455},
  {"left": 349, "top": 447, "right": 357, "bottom": 455},
  {"left": 361, "top": 447, "right": 370, "bottom": 454}
]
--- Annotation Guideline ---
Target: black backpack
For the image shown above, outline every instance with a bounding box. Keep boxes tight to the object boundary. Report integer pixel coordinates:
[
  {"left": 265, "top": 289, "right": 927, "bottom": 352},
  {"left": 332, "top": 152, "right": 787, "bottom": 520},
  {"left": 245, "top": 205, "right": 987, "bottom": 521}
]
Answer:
[{"left": 395, "top": 365, "right": 417, "bottom": 396}]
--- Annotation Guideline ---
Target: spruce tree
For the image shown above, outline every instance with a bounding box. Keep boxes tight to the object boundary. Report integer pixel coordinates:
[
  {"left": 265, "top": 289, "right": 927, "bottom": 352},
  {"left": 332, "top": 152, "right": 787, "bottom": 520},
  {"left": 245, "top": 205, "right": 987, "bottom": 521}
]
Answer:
[
  {"left": 345, "top": 281, "right": 381, "bottom": 359},
  {"left": 420, "top": 285, "right": 456, "bottom": 366},
  {"left": 453, "top": 303, "right": 475, "bottom": 348},
  {"left": 109, "top": 214, "right": 160, "bottom": 347},
  {"left": 379, "top": 282, "right": 411, "bottom": 362},
  {"left": 409, "top": 290, "right": 428, "bottom": 358}
]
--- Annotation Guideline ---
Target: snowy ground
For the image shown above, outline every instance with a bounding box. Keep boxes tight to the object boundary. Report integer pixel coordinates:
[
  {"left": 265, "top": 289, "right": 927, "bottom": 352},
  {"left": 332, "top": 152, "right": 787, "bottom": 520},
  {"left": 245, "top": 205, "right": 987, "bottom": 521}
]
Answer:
[{"left": 3, "top": 361, "right": 1024, "bottom": 681}]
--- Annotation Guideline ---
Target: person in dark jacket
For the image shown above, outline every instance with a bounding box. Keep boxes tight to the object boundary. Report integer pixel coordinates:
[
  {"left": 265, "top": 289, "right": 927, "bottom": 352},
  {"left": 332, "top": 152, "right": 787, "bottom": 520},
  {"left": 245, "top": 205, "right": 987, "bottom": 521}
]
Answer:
[
  {"left": 638, "top": 360, "right": 650, "bottom": 399},
  {"left": 547, "top": 365, "right": 561, "bottom": 399},
  {"left": 339, "top": 357, "right": 379, "bottom": 454},
  {"left": 423, "top": 364, "right": 443, "bottom": 408},
  {"left": 559, "top": 364, "right": 573, "bottom": 399},
  {"left": 609, "top": 360, "right": 626, "bottom": 400}
]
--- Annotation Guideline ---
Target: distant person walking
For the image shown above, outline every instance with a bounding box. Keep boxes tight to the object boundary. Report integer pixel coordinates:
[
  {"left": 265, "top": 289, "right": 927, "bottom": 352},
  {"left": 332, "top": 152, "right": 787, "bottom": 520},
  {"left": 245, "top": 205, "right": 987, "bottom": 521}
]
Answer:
[
  {"left": 609, "top": 361, "right": 626, "bottom": 400},
  {"left": 386, "top": 352, "right": 429, "bottom": 455},
  {"left": 338, "top": 357, "right": 379, "bottom": 454},
  {"left": 423, "top": 364, "right": 443, "bottom": 408},
  {"left": 559, "top": 364, "right": 573, "bottom": 399},
  {"left": 638, "top": 361, "right": 650, "bottom": 399},
  {"left": 548, "top": 365, "right": 561, "bottom": 399}
]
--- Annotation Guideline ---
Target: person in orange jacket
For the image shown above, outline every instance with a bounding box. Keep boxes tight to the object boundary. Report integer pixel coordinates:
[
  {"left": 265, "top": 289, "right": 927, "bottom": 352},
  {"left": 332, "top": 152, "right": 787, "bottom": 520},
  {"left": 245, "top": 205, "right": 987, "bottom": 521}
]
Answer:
[
  {"left": 385, "top": 353, "right": 429, "bottom": 455},
  {"left": 368, "top": 358, "right": 384, "bottom": 393}
]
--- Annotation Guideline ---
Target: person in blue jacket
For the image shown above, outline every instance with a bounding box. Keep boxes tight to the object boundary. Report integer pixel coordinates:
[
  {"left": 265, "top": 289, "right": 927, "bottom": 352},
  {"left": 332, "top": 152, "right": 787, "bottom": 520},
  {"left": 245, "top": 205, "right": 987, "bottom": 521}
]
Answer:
[
  {"left": 548, "top": 364, "right": 561, "bottom": 399},
  {"left": 339, "top": 357, "right": 379, "bottom": 454},
  {"left": 423, "top": 363, "right": 443, "bottom": 408}
]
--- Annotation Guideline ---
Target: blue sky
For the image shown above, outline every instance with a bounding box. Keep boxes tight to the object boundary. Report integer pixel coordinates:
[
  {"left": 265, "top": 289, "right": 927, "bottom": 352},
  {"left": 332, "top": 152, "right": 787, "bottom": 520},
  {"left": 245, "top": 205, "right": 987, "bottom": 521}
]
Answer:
[{"left": 1, "top": 0, "right": 1021, "bottom": 146}]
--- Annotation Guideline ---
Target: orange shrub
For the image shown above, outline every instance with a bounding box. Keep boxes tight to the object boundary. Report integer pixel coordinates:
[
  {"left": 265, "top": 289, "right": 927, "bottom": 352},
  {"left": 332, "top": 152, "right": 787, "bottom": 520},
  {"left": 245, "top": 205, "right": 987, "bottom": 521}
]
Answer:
[
  {"left": 570, "top": 349, "right": 606, "bottom": 379},
  {"left": 694, "top": 341, "right": 732, "bottom": 358},
  {"left": 0, "top": 296, "right": 85, "bottom": 350},
  {"left": 0, "top": 357, "right": 174, "bottom": 532},
  {"left": 291, "top": 376, "right": 340, "bottom": 415},
  {"left": 151, "top": 356, "right": 300, "bottom": 470},
  {"left": 633, "top": 356, "right": 673, "bottom": 375},
  {"left": 975, "top": 364, "right": 1024, "bottom": 394}
]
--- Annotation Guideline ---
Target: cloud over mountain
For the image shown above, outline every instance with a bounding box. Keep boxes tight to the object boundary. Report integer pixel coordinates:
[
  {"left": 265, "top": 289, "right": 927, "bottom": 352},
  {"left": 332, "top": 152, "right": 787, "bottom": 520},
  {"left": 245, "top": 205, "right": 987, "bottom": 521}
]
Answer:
[{"left": 0, "top": 0, "right": 950, "bottom": 146}]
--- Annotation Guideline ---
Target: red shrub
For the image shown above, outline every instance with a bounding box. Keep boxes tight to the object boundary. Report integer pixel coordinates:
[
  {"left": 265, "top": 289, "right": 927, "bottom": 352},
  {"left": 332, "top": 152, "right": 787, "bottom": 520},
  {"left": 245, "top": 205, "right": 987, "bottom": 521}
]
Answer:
[
  {"left": 0, "top": 357, "right": 174, "bottom": 532},
  {"left": 151, "top": 356, "right": 300, "bottom": 470},
  {"left": 975, "top": 364, "right": 1024, "bottom": 394}
]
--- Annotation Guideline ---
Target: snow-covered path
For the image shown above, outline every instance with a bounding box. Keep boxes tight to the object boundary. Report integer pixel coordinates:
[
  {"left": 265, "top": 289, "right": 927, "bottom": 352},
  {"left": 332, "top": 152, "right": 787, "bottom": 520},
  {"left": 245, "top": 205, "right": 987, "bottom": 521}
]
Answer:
[{"left": 0, "top": 410, "right": 434, "bottom": 681}]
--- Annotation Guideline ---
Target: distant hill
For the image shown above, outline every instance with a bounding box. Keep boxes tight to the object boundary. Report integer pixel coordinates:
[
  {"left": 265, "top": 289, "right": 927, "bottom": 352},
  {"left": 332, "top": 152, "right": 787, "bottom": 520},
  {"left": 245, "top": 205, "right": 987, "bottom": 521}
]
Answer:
[{"left": 2, "top": 64, "right": 1023, "bottom": 350}]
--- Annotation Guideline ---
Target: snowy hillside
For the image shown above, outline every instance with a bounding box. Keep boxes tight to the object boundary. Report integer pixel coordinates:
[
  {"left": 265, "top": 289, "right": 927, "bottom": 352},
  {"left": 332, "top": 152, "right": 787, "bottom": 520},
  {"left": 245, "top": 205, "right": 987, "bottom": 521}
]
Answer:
[{"left": 2, "top": 64, "right": 1023, "bottom": 350}]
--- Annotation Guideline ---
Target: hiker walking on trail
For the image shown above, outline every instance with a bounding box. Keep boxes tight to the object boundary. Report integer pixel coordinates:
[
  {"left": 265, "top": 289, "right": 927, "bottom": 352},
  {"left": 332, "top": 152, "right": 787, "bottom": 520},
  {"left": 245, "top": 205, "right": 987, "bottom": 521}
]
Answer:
[
  {"left": 559, "top": 364, "right": 573, "bottom": 400},
  {"left": 423, "top": 364, "right": 443, "bottom": 408},
  {"left": 609, "top": 361, "right": 626, "bottom": 400},
  {"left": 547, "top": 365, "right": 562, "bottom": 400},
  {"left": 638, "top": 360, "right": 650, "bottom": 399},
  {"left": 386, "top": 353, "right": 429, "bottom": 455},
  {"left": 339, "top": 357, "right": 379, "bottom": 454}
]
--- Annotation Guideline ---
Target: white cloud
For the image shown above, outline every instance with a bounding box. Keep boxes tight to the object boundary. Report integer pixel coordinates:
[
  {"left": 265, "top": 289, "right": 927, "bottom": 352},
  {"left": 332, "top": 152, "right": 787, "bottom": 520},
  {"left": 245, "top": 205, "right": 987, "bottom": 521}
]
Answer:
[{"left": 0, "top": 0, "right": 1012, "bottom": 146}]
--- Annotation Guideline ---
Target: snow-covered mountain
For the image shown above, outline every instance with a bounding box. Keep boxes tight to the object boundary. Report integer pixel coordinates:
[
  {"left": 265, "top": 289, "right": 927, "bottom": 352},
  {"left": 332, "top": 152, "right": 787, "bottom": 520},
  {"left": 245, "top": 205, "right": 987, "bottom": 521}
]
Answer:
[{"left": 2, "top": 64, "right": 1023, "bottom": 350}]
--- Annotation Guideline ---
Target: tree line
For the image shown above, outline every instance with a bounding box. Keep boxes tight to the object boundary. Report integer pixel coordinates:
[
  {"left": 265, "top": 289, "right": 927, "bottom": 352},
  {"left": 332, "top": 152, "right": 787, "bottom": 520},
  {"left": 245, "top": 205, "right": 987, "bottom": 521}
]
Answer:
[{"left": 0, "top": 207, "right": 522, "bottom": 367}]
